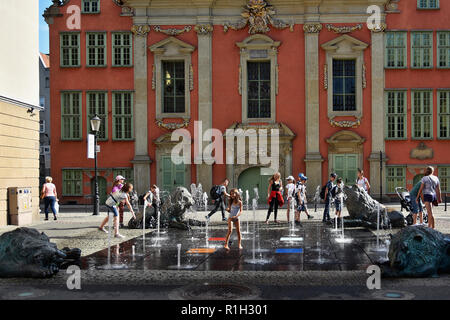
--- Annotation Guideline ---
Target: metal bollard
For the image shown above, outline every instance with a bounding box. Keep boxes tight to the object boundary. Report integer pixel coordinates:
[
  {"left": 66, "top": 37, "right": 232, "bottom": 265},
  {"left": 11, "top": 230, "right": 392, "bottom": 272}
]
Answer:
[{"left": 445, "top": 194, "right": 447, "bottom": 212}]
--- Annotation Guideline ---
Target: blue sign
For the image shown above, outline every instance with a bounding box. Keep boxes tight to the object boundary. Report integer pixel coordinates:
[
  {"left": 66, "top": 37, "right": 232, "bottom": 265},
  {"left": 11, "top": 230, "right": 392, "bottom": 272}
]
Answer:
[{"left": 275, "top": 248, "right": 303, "bottom": 254}]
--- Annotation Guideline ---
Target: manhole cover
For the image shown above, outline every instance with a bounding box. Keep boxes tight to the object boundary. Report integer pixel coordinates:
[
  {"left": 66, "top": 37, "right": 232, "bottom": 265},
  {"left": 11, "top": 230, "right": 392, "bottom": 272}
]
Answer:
[
  {"left": 169, "top": 283, "right": 260, "bottom": 300},
  {"left": 2, "top": 288, "right": 49, "bottom": 300},
  {"left": 372, "top": 290, "right": 415, "bottom": 300}
]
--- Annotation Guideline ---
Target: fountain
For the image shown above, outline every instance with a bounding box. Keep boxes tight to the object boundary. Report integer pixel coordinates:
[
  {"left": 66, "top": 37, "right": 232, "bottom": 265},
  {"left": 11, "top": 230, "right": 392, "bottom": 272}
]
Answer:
[
  {"left": 187, "top": 208, "right": 200, "bottom": 241},
  {"left": 280, "top": 197, "right": 303, "bottom": 242},
  {"left": 334, "top": 189, "right": 353, "bottom": 244},
  {"left": 168, "top": 243, "right": 196, "bottom": 270},
  {"left": 330, "top": 202, "right": 340, "bottom": 233},
  {"left": 96, "top": 211, "right": 128, "bottom": 270},
  {"left": 370, "top": 203, "right": 388, "bottom": 252},
  {"left": 245, "top": 196, "right": 272, "bottom": 265},
  {"left": 203, "top": 192, "right": 208, "bottom": 212},
  {"left": 240, "top": 190, "right": 251, "bottom": 237}
]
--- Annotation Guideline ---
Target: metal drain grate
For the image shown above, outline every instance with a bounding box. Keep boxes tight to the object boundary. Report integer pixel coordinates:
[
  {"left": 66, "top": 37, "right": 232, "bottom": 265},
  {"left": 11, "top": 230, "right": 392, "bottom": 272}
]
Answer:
[{"left": 169, "top": 283, "right": 261, "bottom": 300}]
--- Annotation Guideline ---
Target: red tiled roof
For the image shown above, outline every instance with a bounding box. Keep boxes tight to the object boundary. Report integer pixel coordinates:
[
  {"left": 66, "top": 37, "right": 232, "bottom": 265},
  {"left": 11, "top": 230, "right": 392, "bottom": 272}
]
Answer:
[{"left": 39, "top": 52, "right": 50, "bottom": 68}]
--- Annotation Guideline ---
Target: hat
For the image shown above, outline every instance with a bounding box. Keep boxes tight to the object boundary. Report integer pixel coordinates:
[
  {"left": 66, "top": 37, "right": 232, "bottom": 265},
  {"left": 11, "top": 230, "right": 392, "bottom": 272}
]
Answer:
[
  {"left": 286, "top": 176, "right": 295, "bottom": 181},
  {"left": 115, "top": 175, "right": 126, "bottom": 181},
  {"left": 330, "top": 173, "right": 337, "bottom": 178},
  {"left": 298, "top": 173, "right": 308, "bottom": 181}
]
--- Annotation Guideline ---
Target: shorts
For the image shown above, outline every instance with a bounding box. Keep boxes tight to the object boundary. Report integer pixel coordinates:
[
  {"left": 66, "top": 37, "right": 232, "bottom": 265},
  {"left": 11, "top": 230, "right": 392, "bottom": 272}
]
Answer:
[
  {"left": 423, "top": 194, "right": 436, "bottom": 203},
  {"left": 410, "top": 196, "right": 423, "bottom": 214},
  {"left": 297, "top": 202, "right": 307, "bottom": 212},
  {"left": 107, "top": 205, "right": 119, "bottom": 217},
  {"left": 334, "top": 200, "right": 342, "bottom": 212}
]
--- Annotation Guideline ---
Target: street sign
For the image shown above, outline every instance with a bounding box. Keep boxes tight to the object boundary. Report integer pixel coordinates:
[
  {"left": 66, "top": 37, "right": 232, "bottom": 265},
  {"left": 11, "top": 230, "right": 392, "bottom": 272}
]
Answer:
[{"left": 87, "top": 134, "right": 95, "bottom": 159}]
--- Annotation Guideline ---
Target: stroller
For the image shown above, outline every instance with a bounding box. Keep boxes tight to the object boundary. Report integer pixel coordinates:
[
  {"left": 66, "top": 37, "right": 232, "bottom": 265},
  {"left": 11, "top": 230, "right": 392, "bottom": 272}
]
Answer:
[{"left": 395, "top": 187, "right": 428, "bottom": 226}]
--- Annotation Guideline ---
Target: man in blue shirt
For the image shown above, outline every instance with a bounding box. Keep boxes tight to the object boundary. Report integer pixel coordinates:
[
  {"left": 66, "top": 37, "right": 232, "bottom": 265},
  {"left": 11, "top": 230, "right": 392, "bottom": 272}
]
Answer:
[{"left": 323, "top": 173, "right": 337, "bottom": 222}]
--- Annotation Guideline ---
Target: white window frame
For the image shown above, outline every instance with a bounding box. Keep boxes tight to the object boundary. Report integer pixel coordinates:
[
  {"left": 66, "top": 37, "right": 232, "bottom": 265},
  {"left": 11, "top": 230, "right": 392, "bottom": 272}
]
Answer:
[
  {"left": 150, "top": 37, "right": 195, "bottom": 120},
  {"left": 322, "top": 35, "right": 368, "bottom": 119},
  {"left": 237, "top": 34, "right": 280, "bottom": 124}
]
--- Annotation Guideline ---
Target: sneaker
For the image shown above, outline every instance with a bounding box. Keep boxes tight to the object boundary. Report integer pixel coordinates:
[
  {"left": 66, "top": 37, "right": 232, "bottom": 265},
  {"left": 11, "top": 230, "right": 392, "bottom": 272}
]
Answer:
[
  {"left": 205, "top": 215, "right": 210, "bottom": 221},
  {"left": 44, "top": 218, "right": 49, "bottom": 221},
  {"left": 54, "top": 217, "right": 57, "bottom": 221},
  {"left": 307, "top": 215, "right": 314, "bottom": 220},
  {"left": 99, "top": 227, "right": 108, "bottom": 234},
  {"left": 120, "top": 223, "right": 124, "bottom": 228},
  {"left": 115, "top": 233, "right": 125, "bottom": 239},
  {"left": 222, "top": 217, "right": 227, "bottom": 222}
]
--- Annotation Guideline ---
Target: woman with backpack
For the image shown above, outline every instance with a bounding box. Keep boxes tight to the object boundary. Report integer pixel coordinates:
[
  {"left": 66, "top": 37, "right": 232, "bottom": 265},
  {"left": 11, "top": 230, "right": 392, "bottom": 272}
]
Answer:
[
  {"left": 206, "top": 178, "right": 230, "bottom": 222},
  {"left": 417, "top": 166, "right": 442, "bottom": 229},
  {"left": 266, "top": 172, "right": 284, "bottom": 224}
]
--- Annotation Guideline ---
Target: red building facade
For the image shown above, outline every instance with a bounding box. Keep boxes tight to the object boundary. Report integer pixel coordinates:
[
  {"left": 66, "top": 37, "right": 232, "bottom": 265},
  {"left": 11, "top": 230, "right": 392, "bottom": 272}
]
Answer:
[{"left": 44, "top": 0, "right": 450, "bottom": 204}]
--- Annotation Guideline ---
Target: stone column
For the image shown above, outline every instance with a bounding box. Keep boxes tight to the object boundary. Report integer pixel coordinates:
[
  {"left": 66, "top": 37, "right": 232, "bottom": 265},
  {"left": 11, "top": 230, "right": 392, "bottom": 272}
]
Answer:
[
  {"left": 194, "top": 24, "right": 213, "bottom": 192},
  {"left": 131, "top": 24, "right": 152, "bottom": 195},
  {"left": 303, "top": 23, "right": 324, "bottom": 195},
  {"left": 369, "top": 26, "right": 387, "bottom": 200}
]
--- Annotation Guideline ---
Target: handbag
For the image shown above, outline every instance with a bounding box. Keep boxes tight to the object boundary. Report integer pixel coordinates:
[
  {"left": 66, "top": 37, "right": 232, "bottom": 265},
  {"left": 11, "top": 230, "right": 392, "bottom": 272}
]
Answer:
[{"left": 427, "top": 176, "right": 439, "bottom": 206}]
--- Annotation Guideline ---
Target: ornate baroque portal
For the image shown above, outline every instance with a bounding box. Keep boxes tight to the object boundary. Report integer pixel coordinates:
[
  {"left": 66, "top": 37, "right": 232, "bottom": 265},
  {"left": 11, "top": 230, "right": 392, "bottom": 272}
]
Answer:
[
  {"left": 224, "top": 122, "right": 295, "bottom": 187},
  {"left": 326, "top": 130, "right": 365, "bottom": 175}
]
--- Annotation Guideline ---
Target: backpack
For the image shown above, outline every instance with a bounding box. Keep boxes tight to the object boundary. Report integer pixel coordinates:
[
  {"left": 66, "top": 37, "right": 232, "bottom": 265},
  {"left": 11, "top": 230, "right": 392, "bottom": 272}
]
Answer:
[
  {"left": 210, "top": 185, "right": 222, "bottom": 200},
  {"left": 319, "top": 184, "right": 328, "bottom": 200},
  {"left": 330, "top": 186, "right": 337, "bottom": 198}
]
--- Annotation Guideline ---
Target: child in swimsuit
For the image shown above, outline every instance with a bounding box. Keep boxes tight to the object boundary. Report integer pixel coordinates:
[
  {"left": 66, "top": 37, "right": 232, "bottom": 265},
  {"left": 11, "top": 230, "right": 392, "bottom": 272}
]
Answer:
[{"left": 224, "top": 188, "right": 243, "bottom": 250}]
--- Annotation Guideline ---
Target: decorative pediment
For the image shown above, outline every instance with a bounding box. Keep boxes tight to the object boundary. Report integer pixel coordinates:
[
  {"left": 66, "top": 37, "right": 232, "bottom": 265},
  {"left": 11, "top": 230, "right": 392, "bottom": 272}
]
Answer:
[
  {"left": 321, "top": 35, "right": 368, "bottom": 53},
  {"left": 326, "top": 130, "right": 365, "bottom": 146},
  {"left": 236, "top": 34, "right": 280, "bottom": 50},
  {"left": 149, "top": 37, "right": 195, "bottom": 55}
]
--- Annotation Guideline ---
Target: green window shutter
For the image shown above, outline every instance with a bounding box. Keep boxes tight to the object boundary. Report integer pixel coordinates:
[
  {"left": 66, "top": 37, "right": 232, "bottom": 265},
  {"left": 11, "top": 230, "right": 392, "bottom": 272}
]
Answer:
[
  {"left": 60, "top": 33, "right": 80, "bottom": 67},
  {"left": 112, "top": 33, "right": 132, "bottom": 67},
  {"left": 412, "top": 90, "right": 433, "bottom": 139},
  {"left": 437, "top": 32, "right": 450, "bottom": 68},
  {"left": 112, "top": 92, "right": 134, "bottom": 140},
  {"left": 411, "top": 32, "right": 433, "bottom": 68},
  {"left": 385, "top": 91, "right": 406, "bottom": 139},
  {"left": 87, "top": 92, "right": 108, "bottom": 140},
  {"left": 61, "top": 92, "right": 82, "bottom": 140},
  {"left": 438, "top": 91, "right": 450, "bottom": 139},
  {"left": 82, "top": 0, "right": 100, "bottom": 13},
  {"left": 386, "top": 167, "right": 406, "bottom": 194},
  {"left": 162, "top": 61, "right": 186, "bottom": 114},
  {"left": 247, "top": 61, "right": 271, "bottom": 118},
  {"left": 439, "top": 167, "right": 450, "bottom": 192},
  {"left": 161, "top": 156, "right": 173, "bottom": 191},
  {"left": 62, "top": 169, "right": 83, "bottom": 196},
  {"left": 86, "top": 32, "right": 106, "bottom": 67},
  {"left": 385, "top": 32, "right": 406, "bottom": 68}
]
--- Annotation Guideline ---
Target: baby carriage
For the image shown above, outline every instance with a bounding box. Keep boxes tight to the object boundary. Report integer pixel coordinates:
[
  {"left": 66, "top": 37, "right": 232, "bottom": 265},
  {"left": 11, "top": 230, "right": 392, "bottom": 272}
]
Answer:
[{"left": 395, "top": 187, "right": 428, "bottom": 226}]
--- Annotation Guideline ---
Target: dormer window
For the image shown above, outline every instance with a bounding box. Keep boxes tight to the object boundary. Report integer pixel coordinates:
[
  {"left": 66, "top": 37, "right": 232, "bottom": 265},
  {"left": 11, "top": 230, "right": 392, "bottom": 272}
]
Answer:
[
  {"left": 82, "top": 0, "right": 100, "bottom": 14},
  {"left": 417, "top": 0, "right": 439, "bottom": 9}
]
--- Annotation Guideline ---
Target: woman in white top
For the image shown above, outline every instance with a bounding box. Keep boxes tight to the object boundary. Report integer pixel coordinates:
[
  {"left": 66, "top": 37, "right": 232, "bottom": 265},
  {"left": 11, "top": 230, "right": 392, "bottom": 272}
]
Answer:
[
  {"left": 41, "top": 176, "right": 58, "bottom": 221},
  {"left": 417, "top": 166, "right": 442, "bottom": 229},
  {"left": 99, "top": 183, "right": 136, "bottom": 238},
  {"left": 356, "top": 169, "right": 371, "bottom": 193}
]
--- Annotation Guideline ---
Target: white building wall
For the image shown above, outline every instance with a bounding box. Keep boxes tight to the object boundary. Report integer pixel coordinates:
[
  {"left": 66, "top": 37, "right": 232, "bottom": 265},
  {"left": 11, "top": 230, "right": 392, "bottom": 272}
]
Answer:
[{"left": 0, "top": 0, "right": 39, "bottom": 106}]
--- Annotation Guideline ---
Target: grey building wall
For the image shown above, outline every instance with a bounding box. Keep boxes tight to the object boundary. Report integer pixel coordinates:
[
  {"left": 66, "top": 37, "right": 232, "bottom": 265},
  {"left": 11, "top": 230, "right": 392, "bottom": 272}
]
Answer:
[{"left": 39, "top": 54, "right": 51, "bottom": 186}]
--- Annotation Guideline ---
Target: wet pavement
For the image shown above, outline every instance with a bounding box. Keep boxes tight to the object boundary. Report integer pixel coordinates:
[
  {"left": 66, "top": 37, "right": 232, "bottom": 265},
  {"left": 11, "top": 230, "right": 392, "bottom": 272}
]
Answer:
[{"left": 80, "top": 221, "right": 391, "bottom": 272}]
